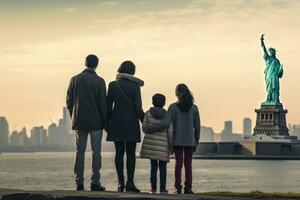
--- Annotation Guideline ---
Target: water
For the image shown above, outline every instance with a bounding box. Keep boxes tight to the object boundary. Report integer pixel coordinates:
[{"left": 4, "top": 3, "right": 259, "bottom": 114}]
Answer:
[{"left": 0, "top": 152, "right": 300, "bottom": 193}]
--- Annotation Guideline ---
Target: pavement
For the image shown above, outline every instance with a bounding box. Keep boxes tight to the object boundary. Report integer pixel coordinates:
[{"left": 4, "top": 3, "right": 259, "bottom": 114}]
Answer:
[{"left": 0, "top": 188, "right": 298, "bottom": 200}]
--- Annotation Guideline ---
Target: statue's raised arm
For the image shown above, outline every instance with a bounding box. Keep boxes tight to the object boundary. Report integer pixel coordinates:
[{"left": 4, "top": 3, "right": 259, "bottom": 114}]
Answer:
[{"left": 260, "top": 34, "right": 268, "bottom": 56}]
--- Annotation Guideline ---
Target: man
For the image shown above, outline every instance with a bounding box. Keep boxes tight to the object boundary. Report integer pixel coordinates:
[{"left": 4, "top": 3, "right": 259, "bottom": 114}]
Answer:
[{"left": 66, "top": 54, "right": 107, "bottom": 191}]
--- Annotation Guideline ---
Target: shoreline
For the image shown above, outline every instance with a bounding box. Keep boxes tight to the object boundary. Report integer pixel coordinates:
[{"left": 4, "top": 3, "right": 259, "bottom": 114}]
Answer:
[{"left": 2, "top": 152, "right": 300, "bottom": 160}]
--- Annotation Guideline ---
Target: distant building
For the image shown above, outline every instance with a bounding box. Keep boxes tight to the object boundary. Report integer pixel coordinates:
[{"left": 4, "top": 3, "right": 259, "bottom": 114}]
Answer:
[
  {"left": 31, "top": 126, "right": 47, "bottom": 146},
  {"left": 10, "top": 130, "right": 18, "bottom": 146},
  {"left": 10, "top": 127, "right": 28, "bottom": 146},
  {"left": 48, "top": 123, "right": 59, "bottom": 145},
  {"left": 290, "top": 124, "right": 300, "bottom": 139},
  {"left": 243, "top": 117, "right": 252, "bottom": 137},
  {"left": 0, "top": 116, "right": 9, "bottom": 147},
  {"left": 48, "top": 107, "right": 72, "bottom": 146},
  {"left": 224, "top": 121, "right": 233, "bottom": 134},
  {"left": 200, "top": 126, "right": 215, "bottom": 142},
  {"left": 18, "top": 127, "right": 29, "bottom": 146},
  {"left": 221, "top": 120, "right": 242, "bottom": 142}
]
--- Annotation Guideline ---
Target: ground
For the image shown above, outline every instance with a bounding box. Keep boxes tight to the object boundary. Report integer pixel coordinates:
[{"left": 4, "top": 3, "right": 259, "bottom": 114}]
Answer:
[{"left": 1, "top": 189, "right": 300, "bottom": 200}]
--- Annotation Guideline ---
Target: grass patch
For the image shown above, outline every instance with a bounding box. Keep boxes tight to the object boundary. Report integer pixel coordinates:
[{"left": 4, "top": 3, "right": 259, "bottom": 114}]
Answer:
[{"left": 202, "top": 191, "right": 300, "bottom": 199}]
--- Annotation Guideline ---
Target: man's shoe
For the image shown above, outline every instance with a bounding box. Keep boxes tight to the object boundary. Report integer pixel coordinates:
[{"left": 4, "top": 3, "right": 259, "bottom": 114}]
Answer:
[
  {"left": 91, "top": 184, "right": 105, "bottom": 192},
  {"left": 125, "top": 182, "right": 140, "bottom": 193},
  {"left": 184, "top": 189, "right": 194, "bottom": 194},
  {"left": 75, "top": 184, "right": 84, "bottom": 191},
  {"left": 174, "top": 188, "right": 182, "bottom": 194}
]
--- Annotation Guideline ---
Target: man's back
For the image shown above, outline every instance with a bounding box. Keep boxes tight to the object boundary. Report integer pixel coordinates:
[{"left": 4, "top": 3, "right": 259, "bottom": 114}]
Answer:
[{"left": 67, "top": 68, "right": 107, "bottom": 131}]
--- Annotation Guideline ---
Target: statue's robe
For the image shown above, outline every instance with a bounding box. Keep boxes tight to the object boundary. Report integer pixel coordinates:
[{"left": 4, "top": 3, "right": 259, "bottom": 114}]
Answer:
[{"left": 263, "top": 54, "right": 283, "bottom": 102}]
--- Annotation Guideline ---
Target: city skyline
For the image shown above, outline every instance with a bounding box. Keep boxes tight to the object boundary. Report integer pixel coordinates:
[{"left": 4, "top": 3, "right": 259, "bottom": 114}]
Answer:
[
  {"left": 2, "top": 107, "right": 300, "bottom": 140},
  {"left": 2, "top": 108, "right": 300, "bottom": 151}
]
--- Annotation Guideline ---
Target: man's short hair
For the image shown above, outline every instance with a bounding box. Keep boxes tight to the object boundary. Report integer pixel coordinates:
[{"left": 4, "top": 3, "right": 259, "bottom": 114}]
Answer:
[
  {"left": 152, "top": 93, "right": 166, "bottom": 108},
  {"left": 86, "top": 54, "right": 99, "bottom": 68}
]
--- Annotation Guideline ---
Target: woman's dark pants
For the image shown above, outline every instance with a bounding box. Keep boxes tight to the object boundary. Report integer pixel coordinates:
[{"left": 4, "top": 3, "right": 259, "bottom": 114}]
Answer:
[{"left": 114, "top": 141, "right": 136, "bottom": 185}]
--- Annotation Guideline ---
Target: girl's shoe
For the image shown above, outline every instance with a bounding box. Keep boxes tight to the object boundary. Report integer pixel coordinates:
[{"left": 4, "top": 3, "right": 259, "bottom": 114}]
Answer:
[
  {"left": 184, "top": 189, "right": 194, "bottom": 194},
  {"left": 149, "top": 188, "right": 157, "bottom": 194},
  {"left": 160, "top": 189, "right": 168, "bottom": 194}
]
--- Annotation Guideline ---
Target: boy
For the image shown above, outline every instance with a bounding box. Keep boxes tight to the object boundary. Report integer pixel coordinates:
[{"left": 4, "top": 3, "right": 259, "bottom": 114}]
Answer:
[{"left": 141, "top": 93, "right": 173, "bottom": 194}]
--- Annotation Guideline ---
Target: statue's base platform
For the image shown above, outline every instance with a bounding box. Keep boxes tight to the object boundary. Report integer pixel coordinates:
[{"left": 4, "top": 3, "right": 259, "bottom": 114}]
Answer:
[
  {"left": 253, "top": 104, "right": 289, "bottom": 136},
  {"left": 195, "top": 140, "right": 300, "bottom": 158}
]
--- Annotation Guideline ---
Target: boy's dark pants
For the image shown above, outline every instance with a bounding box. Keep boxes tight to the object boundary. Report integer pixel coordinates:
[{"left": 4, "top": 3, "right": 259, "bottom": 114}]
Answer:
[
  {"left": 150, "top": 159, "right": 167, "bottom": 190},
  {"left": 174, "top": 146, "right": 194, "bottom": 190}
]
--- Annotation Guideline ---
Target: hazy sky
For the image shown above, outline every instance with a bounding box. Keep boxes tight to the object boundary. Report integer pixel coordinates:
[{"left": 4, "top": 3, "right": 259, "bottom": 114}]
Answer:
[{"left": 0, "top": 0, "right": 300, "bottom": 134}]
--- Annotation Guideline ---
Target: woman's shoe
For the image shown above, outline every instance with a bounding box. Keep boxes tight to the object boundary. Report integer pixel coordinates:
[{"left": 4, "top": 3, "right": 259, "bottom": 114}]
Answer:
[
  {"left": 125, "top": 182, "right": 140, "bottom": 193},
  {"left": 118, "top": 185, "right": 125, "bottom": 192},
  {"left": 75, "top": 184, "right": 84, "bottom": 191}
]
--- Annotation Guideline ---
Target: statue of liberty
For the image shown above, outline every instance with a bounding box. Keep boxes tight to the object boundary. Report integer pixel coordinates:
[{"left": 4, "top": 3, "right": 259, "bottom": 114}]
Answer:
[{"left": 260, "top": 34, "right": 284, "bottom": 106}]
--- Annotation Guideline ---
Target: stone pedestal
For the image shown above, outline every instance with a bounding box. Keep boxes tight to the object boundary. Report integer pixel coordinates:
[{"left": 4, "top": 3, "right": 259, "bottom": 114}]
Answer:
[{"left": 253, "top": 105, "right": 289, "bottom": 136}]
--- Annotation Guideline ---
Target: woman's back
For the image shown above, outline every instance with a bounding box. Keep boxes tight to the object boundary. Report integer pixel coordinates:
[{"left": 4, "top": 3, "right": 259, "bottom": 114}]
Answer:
[{"left": 107, "top": 76, "right": 144, "bottom": 142}]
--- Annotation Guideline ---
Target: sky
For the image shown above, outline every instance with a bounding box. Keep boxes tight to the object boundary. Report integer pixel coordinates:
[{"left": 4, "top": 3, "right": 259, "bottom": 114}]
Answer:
[{"left": 0, "top": 0, "right": 300, "bottom": 134}]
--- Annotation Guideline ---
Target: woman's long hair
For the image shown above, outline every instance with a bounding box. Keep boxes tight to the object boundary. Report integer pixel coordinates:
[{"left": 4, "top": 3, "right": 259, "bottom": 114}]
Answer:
[
  {"left": 118, "top": 60, "right": 136, "bottom": 75},
  {"left": 176, "top": 83, "right": 194, "bottom": 112}
]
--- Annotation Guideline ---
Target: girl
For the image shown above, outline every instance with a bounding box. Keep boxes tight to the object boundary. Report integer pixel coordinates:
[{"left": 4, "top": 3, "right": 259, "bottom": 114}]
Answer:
[{"left": 168, "top": 83, "right": 201, "bottom": 194}]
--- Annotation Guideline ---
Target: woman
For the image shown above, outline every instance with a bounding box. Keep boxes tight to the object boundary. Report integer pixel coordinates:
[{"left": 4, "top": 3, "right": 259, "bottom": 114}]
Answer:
[
  {"left": 168, "top": 83, "right": 201, "bottom": 194},
  {"left": 106, "top": 60, "right": 144, "bottom": 192}
]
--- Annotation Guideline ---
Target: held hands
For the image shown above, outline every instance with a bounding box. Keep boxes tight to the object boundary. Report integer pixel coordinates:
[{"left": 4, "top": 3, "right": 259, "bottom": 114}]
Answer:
[{"left": 170, "top": 148, "right": 174, "bottom": 155}]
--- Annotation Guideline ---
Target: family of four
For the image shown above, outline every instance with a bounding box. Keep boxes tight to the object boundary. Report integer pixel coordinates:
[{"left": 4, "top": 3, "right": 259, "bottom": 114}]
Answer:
[{"left": 66, "top": 54, "right": 201, "bottom": 194}]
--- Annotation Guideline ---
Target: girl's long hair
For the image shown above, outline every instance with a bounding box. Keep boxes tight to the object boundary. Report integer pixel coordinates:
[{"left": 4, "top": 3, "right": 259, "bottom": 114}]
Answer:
[{"left": 176, "top": 83, "right": 194, "bottom": 112}]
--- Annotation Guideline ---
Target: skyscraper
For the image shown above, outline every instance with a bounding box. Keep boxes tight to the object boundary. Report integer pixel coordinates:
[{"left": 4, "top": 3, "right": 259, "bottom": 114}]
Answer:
[
  {"left": 200, "top": 126, "right": 215, "bottom": 142},
  {"left": 62, "top": 106, "right": 71, "bottom": 130},
  {"left": 223, "top": 121, "right": 233, "bottom": 134},
  {"left": 0, "top": 116, "right": 9, "bottom": 147},
  {"left": 48, "top": 123, "right": 58, "bottom": 145},
  {"left": 31, "top": 126, "right": 47, "bottom": 146},
  {"left": 47, "top": 107, "right": 72, "bottom": 146},
  {"left": 220, "top": 120, "right": 242, "bottom": 142},
  {"left": 243, "top": 117, "right": 252, "bottom": 137}
]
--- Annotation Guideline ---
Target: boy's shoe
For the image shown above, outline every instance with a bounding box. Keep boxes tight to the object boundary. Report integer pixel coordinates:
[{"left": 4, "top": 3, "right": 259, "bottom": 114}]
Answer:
[
  {"left": 91, "top": 183, "right": 105, "bottom": 192},
  {"left": 160, "top": 189, "right": 168, "bottom": 194},
  {"left": 149, "top": 188, "right": 157, "bottom": 194},
  {"left": 75, "top": 184, "right": 84, "bottom": 191},
  {"left": 174, "top": 188, "right": 182, "bottom": 194},
  {"left": 184, "top": 189, "right": 194, "bottom": 194}
]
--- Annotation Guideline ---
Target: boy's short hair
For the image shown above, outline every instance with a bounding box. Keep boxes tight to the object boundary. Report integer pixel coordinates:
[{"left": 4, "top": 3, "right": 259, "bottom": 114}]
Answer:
[{"left": 152, "top": 93, "right": 166, "bottom": 108}]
